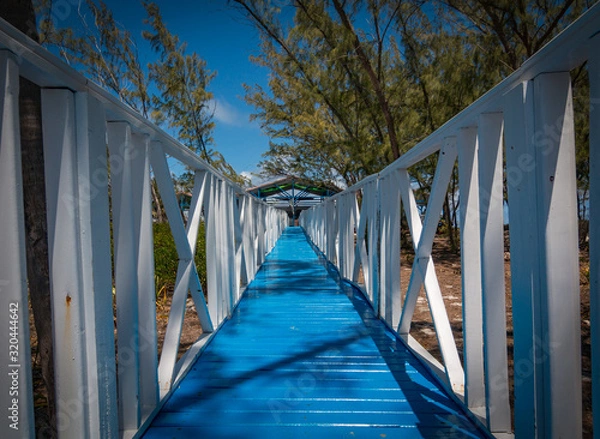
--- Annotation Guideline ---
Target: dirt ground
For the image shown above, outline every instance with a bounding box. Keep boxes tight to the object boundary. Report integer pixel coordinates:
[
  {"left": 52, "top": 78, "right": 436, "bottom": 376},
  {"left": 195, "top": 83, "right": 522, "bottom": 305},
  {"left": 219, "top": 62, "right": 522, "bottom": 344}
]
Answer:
[
  {"left": 404, "top": 235, "right": 592, "bottom": 438},
  {"left": 28, "top": 236, "right": 593, "bottom": 437}
]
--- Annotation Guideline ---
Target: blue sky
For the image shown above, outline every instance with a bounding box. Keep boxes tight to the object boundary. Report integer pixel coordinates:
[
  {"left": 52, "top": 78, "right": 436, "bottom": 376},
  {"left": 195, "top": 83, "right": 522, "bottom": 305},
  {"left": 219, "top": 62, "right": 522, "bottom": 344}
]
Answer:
[{"left": 95, "top": 0, "right": 273, "bottom": 182}]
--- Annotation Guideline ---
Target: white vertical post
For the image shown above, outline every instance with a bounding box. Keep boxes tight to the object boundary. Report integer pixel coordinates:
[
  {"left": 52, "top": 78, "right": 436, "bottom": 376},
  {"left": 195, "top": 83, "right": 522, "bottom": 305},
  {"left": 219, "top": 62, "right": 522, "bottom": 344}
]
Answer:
[
  {"left": 379, "top": 171, "right": 401, "bottom": 327},
  {"left": 107, "top": 121, "right": 141, "bottom": 433},
  {"left": 205, "top": 176, "right": 220, "bottom": 325},
  {"left": 353, "top": 190, "right": 370, "bottom": 287},
  {"left": 74, "top": 93, "right": 119, "bottom": 437},
  {"left": 534, "top": 71, "right": 582, "bottom": 439},
  {"left": 338, "top": 194, "right": 355, "bottom": 279},
  {"left": 589, "top": 35, "right": 600, "bottom": 439},
  {"left": 368, "top": 180, "right": 380, "bottom": 313},
  {"left": 224, "top": 184, "right": 236, "bottom": 316},
  {"left": 129, "top": 134, "right": 158, "bottom": 422},
  {"left": 326, "top": 200, "right": 337, "bottom": 261},
  {"left": 42, "top": 88, "right": 92, "bottom": 437},
  {"left": 457, "top": 126, "right": 485, "bottom": 413},
  {"left": 242, "top": 197, "right": 256, "bottom": 282},
  {"left": 217, "top": 180, "right": 227, "bottom": 322},
  {"left": 379, "top": 180, "right": 389, "bottom": 319},
  {"left": 505, "top": 73, "right": 582, "bottom": 438},
  {"left": 256, "top": 201, "right": 266, "bottom": 266},
  {"left": 0, "top": 51, "right": 35, "bottom": 439},
  {"left": 478, "top": 112, "right": 511, "bottom": 433},
  {"left": 234, "top": 194, "right": 244, "bottom": 298},
  {"left": 41, "top": 89, "right": 88, "bottom": 437},
  {"left": 504, "top": 82, "right": 537, "bottom": 439}
]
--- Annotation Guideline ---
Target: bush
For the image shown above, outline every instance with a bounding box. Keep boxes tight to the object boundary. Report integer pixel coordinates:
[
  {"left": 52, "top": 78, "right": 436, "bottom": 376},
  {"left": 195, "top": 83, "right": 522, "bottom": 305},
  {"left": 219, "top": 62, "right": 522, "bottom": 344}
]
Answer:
[{"left": 153, "top": 221, "right": 207, "bottom": 300}]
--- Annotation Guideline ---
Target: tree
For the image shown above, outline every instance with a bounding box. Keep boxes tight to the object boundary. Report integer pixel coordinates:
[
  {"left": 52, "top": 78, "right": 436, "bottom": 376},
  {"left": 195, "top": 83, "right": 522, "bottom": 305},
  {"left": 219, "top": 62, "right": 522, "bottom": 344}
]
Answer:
[
  {"left": 40, "top": 0, "right": 152, "bottom": 117},
  {"left": 236, "top": 0, "right": 593, "bottom": 249},
  {"left": 142, "top": 1, "right": 215, "bottom": 160},
  {"left": 143, "top": 1, "right": 249, "bottom": 186},
  {"left": 438, "top": 0, "right": 591, "bottom": 73},
  {"left": 234, "top": 0, "right": 412, "bottom": 186},
  {"left": 0, "top": 0, "right": 57, "bottom": 436},
  {"left": 40, "top": 0, "right": 247, "bottom": 187}
]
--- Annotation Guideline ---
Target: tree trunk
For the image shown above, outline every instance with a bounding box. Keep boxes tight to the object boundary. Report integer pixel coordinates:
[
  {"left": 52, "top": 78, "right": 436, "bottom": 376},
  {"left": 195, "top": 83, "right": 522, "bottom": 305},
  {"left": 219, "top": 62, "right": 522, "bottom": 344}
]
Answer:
[
  {"left": 331, "top": 0, "right": 401, "bottom": 160},
  {"left": 20, "top": 76, "right": 57, "bottom": 439},
  {"left": 151, "top": 178, "right": 166, "bottom": 223},
  {"left": 0, "top": 1, "right": 57, "bottom": 436}
]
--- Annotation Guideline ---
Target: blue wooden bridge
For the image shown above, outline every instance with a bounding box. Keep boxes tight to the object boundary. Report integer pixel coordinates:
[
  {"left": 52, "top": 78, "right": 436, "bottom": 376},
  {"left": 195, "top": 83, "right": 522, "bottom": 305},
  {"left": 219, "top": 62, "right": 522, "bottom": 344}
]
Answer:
[
  {"left": 2, "top": 4, "right": 600, "bottom": 438},
  {"left": 142, "top": 227, "right": 488, "bottom": 438}
]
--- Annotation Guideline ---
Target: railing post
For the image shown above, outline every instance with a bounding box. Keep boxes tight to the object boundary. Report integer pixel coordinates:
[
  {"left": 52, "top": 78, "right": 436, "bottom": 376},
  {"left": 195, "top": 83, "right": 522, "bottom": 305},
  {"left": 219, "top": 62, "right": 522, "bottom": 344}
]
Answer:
[
  {"left": 326, "top": 200, "right": 337, "bottom": 262},
  {"left": 337, "top": 194, "right": 354, "bottom": 279},
  {"left": 0, "top": 50, "right": 35, "bottom": 439},
  {"left": 224, "top": 184, "right": 236, "bottom": 317},
  {"left": 589, "top": 33, "right": 600, "bottom": 439},
  {"left": 74, "top": 93, "right": 119, "bottom": 437},
  {"left": 42, "top": 88, "right": 120, "bottom": 437},
  {"left": 477, "top": 112, "right": 511, "bottom": 433},
  {"left": 205, "top": 175, "right": 221, "bottom": 325},
  {"left": 457, "top": 126, "right": 485, "bottom": 414},
  {"left": 107, "top": 121, "right": 141, "bottom": 434},
  {"left": 379, "top": 171, "right": 401, "bottom": 327},
  {"left": 368, "top": 180, "right": 380, "bottom": 312},
  {"left": 242, "top": 197, "right": 256, "bottom": 282},
  {"left": 505, "top": 74, "right": 581, "bottom": 438},
  {"left": 129, "top": 134, "right": 158, "bottom": 423}
]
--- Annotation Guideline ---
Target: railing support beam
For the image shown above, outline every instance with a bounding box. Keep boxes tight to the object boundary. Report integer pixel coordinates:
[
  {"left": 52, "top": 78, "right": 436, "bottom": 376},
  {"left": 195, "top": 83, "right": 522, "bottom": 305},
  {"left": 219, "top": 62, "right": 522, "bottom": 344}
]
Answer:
[
  {"left": 505, "top": 73, "right": 582, "bottom": 439},
  {"left": 107, "top": 122, "right": 142, "bottom": 435},
  {"left": 477, "top": 112, "right": 511, "bottom": 433},
  {"left": 130, "top": 134, "right": 158, "bottom": 423},
  {"left": 457, "top": 126, "right": 485, "bottom": 412},
  {"left": 43, "top": 88, "right": 119, "bottom": 437},
  {"left": 0, "top": 50, "right": 35, "bottom": 439},
  {"left": 379, "top": 171, "right": 401, "bottom": 327}
]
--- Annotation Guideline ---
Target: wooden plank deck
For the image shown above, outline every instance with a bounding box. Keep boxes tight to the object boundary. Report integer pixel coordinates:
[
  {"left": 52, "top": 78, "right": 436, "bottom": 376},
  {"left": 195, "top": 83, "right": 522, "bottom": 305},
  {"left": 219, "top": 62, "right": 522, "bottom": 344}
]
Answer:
[{"left": 141, "top": 227, "right": 490, "bottom": 438}]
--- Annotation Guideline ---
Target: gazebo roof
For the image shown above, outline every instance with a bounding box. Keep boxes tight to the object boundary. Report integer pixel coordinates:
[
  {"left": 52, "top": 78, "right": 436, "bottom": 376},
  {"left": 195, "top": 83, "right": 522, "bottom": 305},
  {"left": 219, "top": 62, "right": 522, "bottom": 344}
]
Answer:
[{"left": 246, "top": 176, "right": 341, "bottom": 216}]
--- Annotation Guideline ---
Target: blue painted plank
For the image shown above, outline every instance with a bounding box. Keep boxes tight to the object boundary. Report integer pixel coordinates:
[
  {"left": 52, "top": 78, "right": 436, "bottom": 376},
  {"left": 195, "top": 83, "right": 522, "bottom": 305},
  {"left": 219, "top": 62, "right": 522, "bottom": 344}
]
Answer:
[{"left": 142, "top": 227, "right": 490, "bottom": 439}]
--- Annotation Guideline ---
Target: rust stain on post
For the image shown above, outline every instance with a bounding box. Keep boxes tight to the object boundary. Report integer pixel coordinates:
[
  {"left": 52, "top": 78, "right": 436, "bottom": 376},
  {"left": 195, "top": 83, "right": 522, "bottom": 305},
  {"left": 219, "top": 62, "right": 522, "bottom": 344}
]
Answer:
[{"left": 66, "top": 294, "right": 72, "bottom": 306}]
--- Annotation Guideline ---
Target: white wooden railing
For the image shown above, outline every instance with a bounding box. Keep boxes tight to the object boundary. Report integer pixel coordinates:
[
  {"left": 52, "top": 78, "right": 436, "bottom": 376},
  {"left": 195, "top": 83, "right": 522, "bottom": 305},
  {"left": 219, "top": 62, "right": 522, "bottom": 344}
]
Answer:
[
  {"left": 301, "top": 5, "right": 600, "bottom": 439},
  {"left": 0, "top": 18, "right": 287, "bottom": 439}
]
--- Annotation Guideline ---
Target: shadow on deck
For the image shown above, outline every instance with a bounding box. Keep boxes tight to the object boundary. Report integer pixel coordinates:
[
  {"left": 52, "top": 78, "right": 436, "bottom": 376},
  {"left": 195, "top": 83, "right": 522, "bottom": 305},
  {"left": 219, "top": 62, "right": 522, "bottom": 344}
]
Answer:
[{"left": 141, "top": 227, "right": 490, "bottom": 439}]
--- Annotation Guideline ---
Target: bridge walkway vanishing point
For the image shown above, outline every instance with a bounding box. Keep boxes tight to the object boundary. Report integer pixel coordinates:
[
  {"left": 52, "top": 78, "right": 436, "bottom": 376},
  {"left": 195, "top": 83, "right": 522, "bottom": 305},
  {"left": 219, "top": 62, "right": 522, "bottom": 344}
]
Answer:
[{"left": 141, "top": 227, "right": 490, "bottom": 438}]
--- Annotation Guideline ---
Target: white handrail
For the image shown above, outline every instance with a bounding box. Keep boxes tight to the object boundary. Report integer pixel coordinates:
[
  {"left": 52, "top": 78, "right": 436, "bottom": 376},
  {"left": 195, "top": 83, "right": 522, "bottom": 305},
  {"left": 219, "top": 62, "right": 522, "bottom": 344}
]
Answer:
[
  {"left": 301, "top": 4, "right": 600, "bottom": 438},
  {"left": 0, "top": 17, "right": 287, "bottom": 439}
]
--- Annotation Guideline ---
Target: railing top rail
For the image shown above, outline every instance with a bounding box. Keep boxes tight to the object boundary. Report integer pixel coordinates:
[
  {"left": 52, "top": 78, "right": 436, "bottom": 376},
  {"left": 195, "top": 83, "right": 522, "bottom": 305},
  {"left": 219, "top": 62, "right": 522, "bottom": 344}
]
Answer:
[
  {"left": 324, "top": 2, "right": 600, "bottom": 201},
  {"left": 0, "top": 16, "right": 252, "bottom": 196}
]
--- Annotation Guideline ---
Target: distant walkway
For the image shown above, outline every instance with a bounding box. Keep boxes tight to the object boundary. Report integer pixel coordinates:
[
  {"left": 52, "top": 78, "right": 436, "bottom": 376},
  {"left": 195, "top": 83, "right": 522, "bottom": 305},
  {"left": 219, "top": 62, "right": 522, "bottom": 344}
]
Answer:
[{"left": 142, "top": 227, "right": 488, "bottom": 438}]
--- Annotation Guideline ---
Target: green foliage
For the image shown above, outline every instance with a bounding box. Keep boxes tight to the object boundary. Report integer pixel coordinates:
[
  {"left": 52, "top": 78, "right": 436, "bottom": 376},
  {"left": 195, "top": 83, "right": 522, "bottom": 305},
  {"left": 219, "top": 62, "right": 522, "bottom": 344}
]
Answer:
[
  {"left": 233, "top": 0, "right": 520, "bottom": 187},
  {"left": 38, "top": 0, "right": 152, "bottom": 117},
  {"left": 153, "top": 222, "right": 207, "bottom": 299},
  {"left": 236, "top": 0, "right": 593, "bottom": 244},
  {"left": 38, "top": 0, "right": 246, "bottom": 185},
  {"left": 142, "top": 1, "right": 215, "bottom": 160}
]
